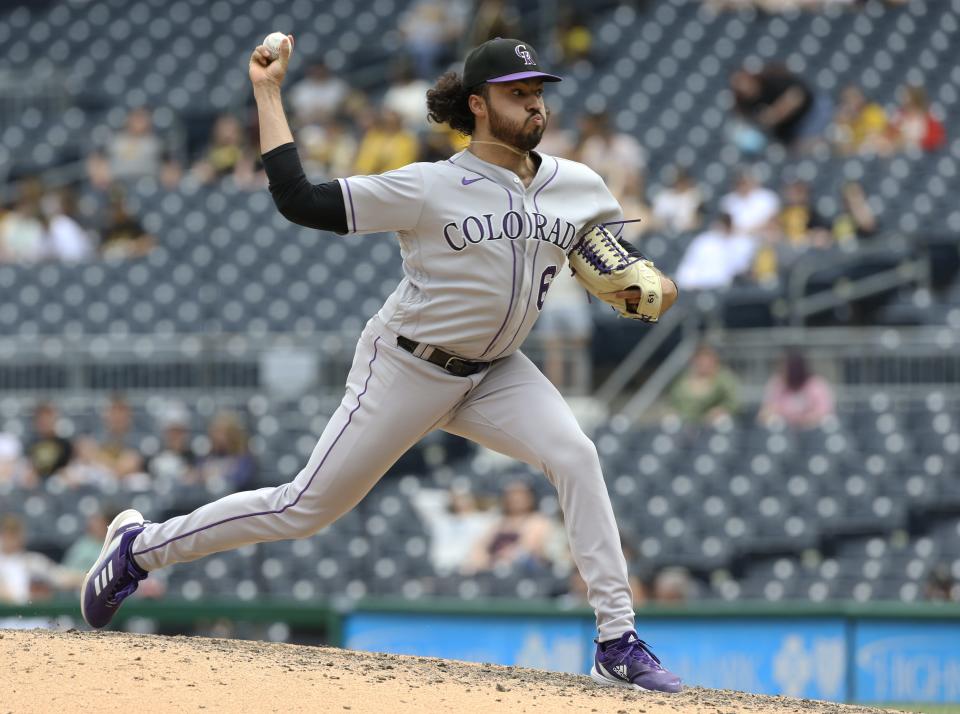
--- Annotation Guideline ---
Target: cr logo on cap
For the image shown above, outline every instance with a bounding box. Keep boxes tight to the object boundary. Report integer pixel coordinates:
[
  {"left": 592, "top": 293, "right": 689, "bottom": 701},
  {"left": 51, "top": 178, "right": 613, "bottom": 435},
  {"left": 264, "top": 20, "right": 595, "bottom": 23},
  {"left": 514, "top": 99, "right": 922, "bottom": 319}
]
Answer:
[{"left": 515, "top": 44, "right": 535, "bottom": 66}]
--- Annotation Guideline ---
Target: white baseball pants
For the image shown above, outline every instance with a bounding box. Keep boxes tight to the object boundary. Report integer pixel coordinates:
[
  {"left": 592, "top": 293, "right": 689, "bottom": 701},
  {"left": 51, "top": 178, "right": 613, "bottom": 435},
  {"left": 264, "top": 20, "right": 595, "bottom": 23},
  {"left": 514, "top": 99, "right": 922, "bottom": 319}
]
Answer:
[{"left": 131, "top": 315, "right": 635, "bottom": 640}]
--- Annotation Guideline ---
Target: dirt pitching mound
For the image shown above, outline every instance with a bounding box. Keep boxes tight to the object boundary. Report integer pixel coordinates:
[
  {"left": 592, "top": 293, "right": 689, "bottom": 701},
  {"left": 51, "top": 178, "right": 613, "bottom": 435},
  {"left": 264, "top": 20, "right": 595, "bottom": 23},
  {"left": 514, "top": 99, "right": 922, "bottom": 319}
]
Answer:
[{"left": 3, "top": 628, "right": 888, "bottom": 713}]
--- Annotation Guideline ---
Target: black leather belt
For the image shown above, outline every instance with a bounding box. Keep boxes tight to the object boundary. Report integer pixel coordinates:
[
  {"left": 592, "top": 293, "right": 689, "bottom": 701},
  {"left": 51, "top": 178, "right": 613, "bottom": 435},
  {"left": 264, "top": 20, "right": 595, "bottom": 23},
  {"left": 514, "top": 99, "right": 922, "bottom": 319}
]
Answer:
[{"left": 396, "top": 336, "right": 490, "bottom": 377}]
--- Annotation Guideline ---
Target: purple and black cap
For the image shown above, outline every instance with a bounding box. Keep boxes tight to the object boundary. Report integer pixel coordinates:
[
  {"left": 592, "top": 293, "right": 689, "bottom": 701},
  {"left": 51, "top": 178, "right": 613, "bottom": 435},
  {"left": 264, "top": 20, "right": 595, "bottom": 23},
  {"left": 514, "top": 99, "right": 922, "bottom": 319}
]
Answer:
[{"left": 462, "top": 37, "right": 563, "bottom": 89}]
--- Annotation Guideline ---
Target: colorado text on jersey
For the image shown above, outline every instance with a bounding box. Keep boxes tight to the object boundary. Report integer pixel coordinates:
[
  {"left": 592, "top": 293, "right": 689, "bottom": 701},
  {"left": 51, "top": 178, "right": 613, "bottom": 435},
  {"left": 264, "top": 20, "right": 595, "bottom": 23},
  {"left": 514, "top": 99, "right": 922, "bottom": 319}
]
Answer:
[{"left": 442, "top": 210, "right": 578, "bottom": 252}]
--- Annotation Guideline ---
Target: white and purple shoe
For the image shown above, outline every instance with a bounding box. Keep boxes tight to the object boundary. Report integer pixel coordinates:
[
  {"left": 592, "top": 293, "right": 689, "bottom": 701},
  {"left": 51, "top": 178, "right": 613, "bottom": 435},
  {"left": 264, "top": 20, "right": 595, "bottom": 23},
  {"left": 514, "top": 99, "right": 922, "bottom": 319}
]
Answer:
[
  {"left": 80, "top": 509, "right": 149, "bottom": 629},
  {"left": 591, "top": 631, "right": 682, "bottom": 693}
]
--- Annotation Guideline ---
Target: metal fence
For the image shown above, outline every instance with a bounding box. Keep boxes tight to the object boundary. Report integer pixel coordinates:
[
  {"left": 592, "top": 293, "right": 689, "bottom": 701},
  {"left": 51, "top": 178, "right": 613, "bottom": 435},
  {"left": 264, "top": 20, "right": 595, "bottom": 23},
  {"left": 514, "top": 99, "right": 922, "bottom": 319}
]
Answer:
[
  {"left": 716, "top": 326, "right": 960, "bottom": 403},
  {"left": 0, "top": 330, "right": 552, "bottom": 397}
]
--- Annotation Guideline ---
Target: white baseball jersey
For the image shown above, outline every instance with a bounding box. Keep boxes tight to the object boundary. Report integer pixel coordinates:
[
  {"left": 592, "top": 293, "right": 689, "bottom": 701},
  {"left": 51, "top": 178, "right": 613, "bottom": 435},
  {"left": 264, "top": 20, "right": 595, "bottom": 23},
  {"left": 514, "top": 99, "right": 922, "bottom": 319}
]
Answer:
[
  {"left": 129, "top": 148, "right": 640, "bottom": 645},
  {"left": 337, "top": 149, "right": 624, "bottom": 360}
]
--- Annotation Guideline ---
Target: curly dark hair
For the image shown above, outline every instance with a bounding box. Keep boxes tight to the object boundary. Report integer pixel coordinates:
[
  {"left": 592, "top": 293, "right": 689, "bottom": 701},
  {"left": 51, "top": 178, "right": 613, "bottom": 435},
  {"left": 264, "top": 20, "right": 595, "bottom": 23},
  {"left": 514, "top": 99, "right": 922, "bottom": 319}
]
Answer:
[{"left": 426, "top": 71, "right": 488, "bottom": 136}]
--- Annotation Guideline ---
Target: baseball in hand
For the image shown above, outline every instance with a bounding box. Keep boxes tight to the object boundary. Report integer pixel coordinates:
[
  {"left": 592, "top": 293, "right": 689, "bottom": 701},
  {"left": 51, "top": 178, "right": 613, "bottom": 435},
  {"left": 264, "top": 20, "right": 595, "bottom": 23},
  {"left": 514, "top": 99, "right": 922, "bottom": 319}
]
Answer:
[{"left": 263, "top": 32, "right": 288, "bottom": 60}]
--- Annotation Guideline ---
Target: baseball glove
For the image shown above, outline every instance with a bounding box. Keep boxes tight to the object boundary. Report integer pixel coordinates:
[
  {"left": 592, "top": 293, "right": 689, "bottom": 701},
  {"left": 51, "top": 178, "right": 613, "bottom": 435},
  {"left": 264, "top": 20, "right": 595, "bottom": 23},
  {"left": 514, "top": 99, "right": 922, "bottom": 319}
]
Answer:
[{"left": 568, "top": 224, "right": 664, "bottom": 322}]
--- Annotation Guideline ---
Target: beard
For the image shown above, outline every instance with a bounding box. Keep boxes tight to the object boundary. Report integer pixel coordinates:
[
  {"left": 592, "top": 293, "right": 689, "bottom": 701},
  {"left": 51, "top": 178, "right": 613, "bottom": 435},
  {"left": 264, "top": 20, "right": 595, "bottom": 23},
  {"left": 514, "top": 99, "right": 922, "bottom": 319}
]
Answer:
[{"left": 488, "top": 103, "right": 546, "bottom": 152}]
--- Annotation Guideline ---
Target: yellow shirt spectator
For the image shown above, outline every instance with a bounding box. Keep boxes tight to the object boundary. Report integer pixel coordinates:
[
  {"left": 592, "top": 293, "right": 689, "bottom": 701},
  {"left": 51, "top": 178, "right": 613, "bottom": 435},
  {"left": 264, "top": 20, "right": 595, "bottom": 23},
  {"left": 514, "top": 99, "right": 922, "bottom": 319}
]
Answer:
[
  {"left": 354, "top": 110, "right": 419, "bottom": 175},
  {"left": 833, "top": 87, "right": 889, "bottom": 154},
  {"left": 851, "top": 103, "right": 887, "bottom": 145}
]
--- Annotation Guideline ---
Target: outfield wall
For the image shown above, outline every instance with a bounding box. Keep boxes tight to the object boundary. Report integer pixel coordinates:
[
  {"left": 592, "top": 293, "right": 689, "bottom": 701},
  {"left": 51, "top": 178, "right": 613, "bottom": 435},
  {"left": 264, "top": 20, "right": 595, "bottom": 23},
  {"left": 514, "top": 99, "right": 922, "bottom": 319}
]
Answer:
[
  {"left": 343, "top": 600, "right": 960, "bottom": 705},
  {"left": 3, "top": 599, "right": 958, "bottom": 705}
]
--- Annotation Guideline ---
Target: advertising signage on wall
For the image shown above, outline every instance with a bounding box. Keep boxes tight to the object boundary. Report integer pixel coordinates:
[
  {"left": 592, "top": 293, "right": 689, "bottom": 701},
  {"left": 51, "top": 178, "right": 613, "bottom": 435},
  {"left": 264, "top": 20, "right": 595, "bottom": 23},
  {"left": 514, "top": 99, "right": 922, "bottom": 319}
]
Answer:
[
  {"left": 854, "top": 621, "right": 960, "bottom": 703},
  {"left": 344, "top": 610, "right": 960, "bottom": 704}
]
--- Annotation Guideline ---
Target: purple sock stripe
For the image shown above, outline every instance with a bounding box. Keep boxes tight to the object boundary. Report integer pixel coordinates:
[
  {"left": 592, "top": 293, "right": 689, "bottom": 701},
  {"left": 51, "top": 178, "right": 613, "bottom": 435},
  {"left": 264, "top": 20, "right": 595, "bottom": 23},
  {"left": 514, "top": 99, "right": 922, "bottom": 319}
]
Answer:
[
  {"left": 133, "top": 337, "right": 383, "bottom": 558},
  {"left": 343, "top": 177, "right": 357, "bottom": 232}
]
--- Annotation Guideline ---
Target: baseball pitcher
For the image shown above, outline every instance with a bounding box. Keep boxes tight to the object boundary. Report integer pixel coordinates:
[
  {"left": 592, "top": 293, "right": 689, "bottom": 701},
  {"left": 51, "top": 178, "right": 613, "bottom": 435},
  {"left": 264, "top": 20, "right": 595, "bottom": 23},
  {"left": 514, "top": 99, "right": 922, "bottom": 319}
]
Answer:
[{"left": 81, "top": 35, "right": 681, "bottom": 693}]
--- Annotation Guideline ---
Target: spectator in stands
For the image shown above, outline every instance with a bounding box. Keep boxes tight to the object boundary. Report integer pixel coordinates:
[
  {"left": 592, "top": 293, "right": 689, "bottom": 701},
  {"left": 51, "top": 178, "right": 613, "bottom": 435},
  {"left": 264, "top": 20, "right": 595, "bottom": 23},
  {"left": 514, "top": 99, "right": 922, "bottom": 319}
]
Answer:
[
  {"left": 832, "top": 181, "right": 878, "bottom": 246},
  {"left": 537, "top": 268, "right": 592, "bottom": 394},
  {"left": 43, "top": 188, "right": 95, "bottom": 262},
  {"left": 468, "top": 0, "right": 523, "bottom": 52},
  {"left": 0, "top": 178, "right": 48, "bottom": 263},
  {"left": 778, "top": 180, "right": 831, "bottom": 248},
  {"left": 191, "top": 114, "right": 259, "bottom": 188},
  {"left": 0, "top": 515, "right": 83, "bottom": 605},
  {"left": 412, "top": 486, "right": 498, "bottom": 574},
  {"left": 554, "top": 7, "right": 593, "bottom": 65},
  {"left": 652, "top": 167, "right": 702, "bottom": 235},
  {"left": 419, "top": 123, "right": 471, "bottom": 162},
  {"left": 0, "top": 432, "right": 28, "bottom": 488},
  {"left": 90, "top": 394, "right": 144, "bottom": 480},
  {"left": 61, "top": 511, "right": 110, "bottom": 573},
  {"left": 382, "top": 59, "right": 432, "bottom": 131},
  {"left": 147, "top": 402, "right": 197, "bottom": 486},
  {"left": 758, "top": 349, "right": 836, "bottom": 429},
  {"left": 197, "top": 411, "right": 257, "bottom": 491},
  {"left": 674, "top": 213, "right": 755, "bottom": 291},
  {"left": 63, "top": 437, "right": 113, "bottom": 488},
  {"left": 288, "top": 61, "right": 349, "bottom": 127},
  {"left": 464, "top": 481, "right": 554, "bottom": 574},
  {"left": 668, "top": 344, "right": 740, "bottom": 425},
  {"left": 719, "top": 170, "right": 780, "bottom": 237},
  {"left": 888, "top": 84, "right": 946, "bottom": 153},
  {"left": 652, "top": 567, "right": 694, "bottom": 603},
  {"left": 353, "top": 109, "right": 420, "bottom": 175},
  {"left": 399, "top": 0, "right": 466, "bottom": 79},
  {"left": 924, "top": 563, "right": 958, "bottom": 602},
  {"left": 99, "top": 187, "right": 154, "bottom": 259},
  {"left": 613, "top": 173, "right": 655, "bottom": 243},
  {"left": 25, "top": 402, "right": 74, "bottom": 481},
  {"left": 575, "top": 111, "right": 646, "bottom": 201},
  {"left": 298, "top": 119, "right": 359, "bottom": 180},
  {"left": 830, "top": 85, "right": 890, "bottom": 156},
  {"left": 86, "top": 107, "right": 165, "bottom": 188},
  {"left": 729, "top": 65, "right": 831, "bottom": 151}
]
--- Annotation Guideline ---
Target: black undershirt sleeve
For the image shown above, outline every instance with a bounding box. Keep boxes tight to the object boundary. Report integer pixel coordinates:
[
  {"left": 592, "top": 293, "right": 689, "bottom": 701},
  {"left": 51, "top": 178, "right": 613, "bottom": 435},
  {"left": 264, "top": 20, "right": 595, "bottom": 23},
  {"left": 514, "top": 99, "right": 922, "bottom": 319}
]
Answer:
[{"left": 261, "top": 142, "right": 348, "bottom": 235}]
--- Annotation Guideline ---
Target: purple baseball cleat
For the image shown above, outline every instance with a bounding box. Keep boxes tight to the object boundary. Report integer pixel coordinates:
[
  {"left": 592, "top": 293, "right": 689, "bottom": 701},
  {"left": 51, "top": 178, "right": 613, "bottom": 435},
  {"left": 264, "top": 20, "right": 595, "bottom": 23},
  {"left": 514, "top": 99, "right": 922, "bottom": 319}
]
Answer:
[
  {"left": 81, "top": 509, "right": 149, "bottom": 629},
  {"left": 591, "top": 631, "right": 682, "bottom": 693}
]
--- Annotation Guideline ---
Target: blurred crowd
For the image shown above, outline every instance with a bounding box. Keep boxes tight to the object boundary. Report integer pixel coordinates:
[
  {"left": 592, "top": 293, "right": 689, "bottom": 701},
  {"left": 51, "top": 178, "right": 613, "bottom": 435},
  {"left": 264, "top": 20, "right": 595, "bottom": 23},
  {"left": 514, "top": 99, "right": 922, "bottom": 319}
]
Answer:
[
  {"left": 666, "top": 344, "right": 836, "bottom": 430},
  {"left": 0, "top": 395, "right": 258, "bottom": 605},
  {"left": 706, "top": 0, "right": 909, "bottom": 11},
  {"left": 411, "top": 478, "right": 696, "bottom": 606},
  {"left": 1, "top": 0, "right": 944, "bottom": 271},
  {"left": 0, "top": 511, "right": 166, "bottom": 607},
  {"left": 0, "top": 0, "right": 956, "bottom": 607},
  {"left": 0, "top": 395, "right": 257, "bottom": 493}
]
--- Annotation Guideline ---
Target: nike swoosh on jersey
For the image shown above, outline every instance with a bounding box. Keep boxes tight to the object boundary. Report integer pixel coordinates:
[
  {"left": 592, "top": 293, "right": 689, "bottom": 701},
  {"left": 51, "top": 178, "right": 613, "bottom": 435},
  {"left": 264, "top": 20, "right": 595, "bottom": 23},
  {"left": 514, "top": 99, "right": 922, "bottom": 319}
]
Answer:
[{"left": 461, "top": 177, "right": 484, "bottom": 186}]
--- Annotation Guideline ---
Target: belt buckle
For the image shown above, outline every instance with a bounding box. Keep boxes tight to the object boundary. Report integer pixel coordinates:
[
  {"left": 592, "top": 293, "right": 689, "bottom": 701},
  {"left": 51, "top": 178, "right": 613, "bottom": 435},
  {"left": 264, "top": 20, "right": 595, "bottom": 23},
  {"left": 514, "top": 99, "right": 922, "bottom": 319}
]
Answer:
[{"left": 444, "top": 356, "right": 467, "bottom": 375}]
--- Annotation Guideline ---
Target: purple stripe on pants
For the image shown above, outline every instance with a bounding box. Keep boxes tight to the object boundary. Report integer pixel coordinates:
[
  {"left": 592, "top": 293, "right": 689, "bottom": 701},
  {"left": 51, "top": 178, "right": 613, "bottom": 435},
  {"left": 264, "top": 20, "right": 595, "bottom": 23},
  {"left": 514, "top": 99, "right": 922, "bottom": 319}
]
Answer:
[{"left": 133, "top": 336, "right": 382, "bottom": 558}]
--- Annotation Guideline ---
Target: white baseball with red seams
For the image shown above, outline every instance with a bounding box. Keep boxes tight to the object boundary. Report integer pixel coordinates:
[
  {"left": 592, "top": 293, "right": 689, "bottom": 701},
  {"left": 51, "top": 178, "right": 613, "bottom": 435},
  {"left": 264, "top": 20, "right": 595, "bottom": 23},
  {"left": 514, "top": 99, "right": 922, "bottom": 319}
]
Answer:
[{"left": 262, "top": 32, "right": 287, "bottom": 60}]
